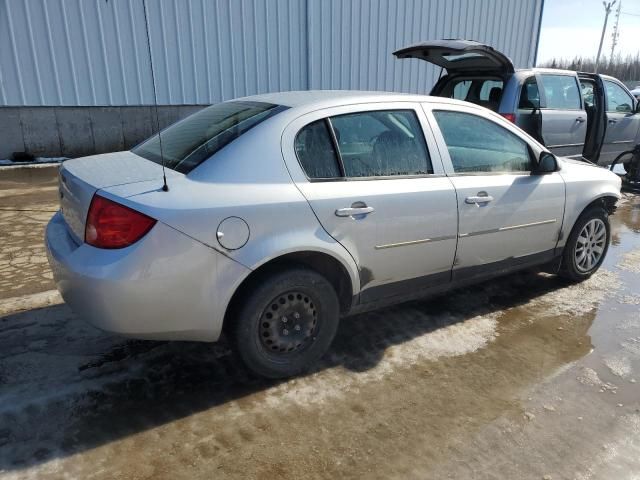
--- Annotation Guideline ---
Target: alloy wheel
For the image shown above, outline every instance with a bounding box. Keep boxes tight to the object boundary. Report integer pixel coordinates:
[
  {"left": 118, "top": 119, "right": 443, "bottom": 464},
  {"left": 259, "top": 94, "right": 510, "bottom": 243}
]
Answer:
[{"left": 575, "top": 218, "right": 607, "bottom": 273}]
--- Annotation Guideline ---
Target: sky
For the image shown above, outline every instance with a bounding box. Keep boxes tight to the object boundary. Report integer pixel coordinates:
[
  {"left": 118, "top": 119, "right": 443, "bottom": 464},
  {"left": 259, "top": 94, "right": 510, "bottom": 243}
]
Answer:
[{"left": 537, "top": 0, "right": 640, "bottom": 64}]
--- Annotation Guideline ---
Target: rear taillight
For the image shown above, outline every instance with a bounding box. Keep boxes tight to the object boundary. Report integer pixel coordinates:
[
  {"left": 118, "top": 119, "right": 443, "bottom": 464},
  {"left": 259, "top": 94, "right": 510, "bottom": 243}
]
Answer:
[
  {"left": 85, "top": 194, "right": 156, "bottom": 249},
  {"left": 500, "top": 113, "right": 516, "bottom": 123}
]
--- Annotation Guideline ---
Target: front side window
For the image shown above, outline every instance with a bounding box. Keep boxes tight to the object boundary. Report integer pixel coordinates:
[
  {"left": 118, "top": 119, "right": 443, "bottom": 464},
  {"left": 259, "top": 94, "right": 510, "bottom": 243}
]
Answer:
[
  {"left": 519, "top": 76, "right": 540, "bottom": 109},
  {"left": 132, "top": 101, "right": 287, "bottom": 174},
  {"left": 540, "top": 74, "right": 581, "bottom": 110},
  {"left": 330, "top": 110, "right": 432, "bottom": 177},
  {"left": 604, "top": 80, "right": 634, "bottom": 113},
  {"left": 433, "top": 110, "right": 531, "bottom": 173}
]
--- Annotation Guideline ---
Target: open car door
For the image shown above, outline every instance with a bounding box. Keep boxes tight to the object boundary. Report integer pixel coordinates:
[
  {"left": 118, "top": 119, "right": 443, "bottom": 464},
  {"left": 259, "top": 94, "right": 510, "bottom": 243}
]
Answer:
[
  {"left": 578, "top": 73, "right": 607, "bottom": 162},
  {"left": 393, "top": 39, "right": 515, "bottom": 96}
]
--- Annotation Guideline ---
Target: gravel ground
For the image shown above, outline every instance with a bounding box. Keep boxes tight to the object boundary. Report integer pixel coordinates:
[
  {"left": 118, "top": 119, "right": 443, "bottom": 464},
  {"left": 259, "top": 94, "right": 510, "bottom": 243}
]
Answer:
[{"left": 1, "top": 170, "right": 639, "bottom": 479}]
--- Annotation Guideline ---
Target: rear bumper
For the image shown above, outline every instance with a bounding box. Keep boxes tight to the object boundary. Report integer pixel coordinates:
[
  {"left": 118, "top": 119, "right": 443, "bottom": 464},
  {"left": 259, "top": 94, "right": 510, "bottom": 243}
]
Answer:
[{"left": 45, "top": 211, "right": 249, "bottom": 341}]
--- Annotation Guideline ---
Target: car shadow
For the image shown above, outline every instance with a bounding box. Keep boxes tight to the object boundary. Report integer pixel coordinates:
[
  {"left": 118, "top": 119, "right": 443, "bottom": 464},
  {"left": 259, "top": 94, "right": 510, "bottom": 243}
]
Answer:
[{"left": 0, "top": 268, "right": 593, "bottom": 471}]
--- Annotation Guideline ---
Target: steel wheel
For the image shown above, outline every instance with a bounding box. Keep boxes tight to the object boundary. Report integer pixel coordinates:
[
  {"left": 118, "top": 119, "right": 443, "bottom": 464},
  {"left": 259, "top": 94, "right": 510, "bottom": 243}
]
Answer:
[
  {"left": 574, "top": 218, "right": 607, "bottom": 273},
  {"left": 259, "top": 291, "right": 318, "bottom": 354}
]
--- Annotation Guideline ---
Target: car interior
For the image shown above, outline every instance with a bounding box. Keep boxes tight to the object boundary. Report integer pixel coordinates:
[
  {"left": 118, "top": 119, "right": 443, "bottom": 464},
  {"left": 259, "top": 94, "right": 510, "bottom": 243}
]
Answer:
[{"left": 441, "top": 77, "right": 505, "bottom": 111}]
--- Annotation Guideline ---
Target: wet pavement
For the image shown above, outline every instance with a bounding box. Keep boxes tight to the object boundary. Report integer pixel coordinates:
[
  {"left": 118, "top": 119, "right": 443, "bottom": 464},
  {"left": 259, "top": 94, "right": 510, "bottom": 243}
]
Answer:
[{"left": 1, "top": 168, "right": 640, "bottom": 479}]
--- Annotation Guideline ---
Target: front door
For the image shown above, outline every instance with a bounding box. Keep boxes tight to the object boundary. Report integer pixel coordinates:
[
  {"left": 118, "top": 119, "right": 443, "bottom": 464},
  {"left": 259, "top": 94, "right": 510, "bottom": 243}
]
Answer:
[
  {"left": 538, "top": 73, "right": 588, "bottom": 159},
  {"left": 599, "top": 79, "right": 640, "bottom": 165},
  {"left": 282, "top": 103, "right": 458, "bottom": 303},
  {"left": 426, "top": 105, "right": 565, "bottom": 280}
]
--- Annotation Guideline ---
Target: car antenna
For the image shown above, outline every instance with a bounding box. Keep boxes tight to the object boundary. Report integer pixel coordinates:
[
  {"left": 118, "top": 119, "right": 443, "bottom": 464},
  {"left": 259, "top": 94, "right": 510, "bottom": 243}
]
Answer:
[{"left": 142, "top": 0, "right": 169, "bottom": 192}]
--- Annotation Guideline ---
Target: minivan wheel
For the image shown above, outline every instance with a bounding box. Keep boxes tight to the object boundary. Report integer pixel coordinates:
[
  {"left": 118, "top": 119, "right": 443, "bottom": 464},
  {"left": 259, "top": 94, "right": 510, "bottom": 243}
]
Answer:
[
  {"left": 559, "top": 207, "right": 610, "bottom": 282},
  {"left": 233, "top": 267, "right": 340, "bottom": 379}
]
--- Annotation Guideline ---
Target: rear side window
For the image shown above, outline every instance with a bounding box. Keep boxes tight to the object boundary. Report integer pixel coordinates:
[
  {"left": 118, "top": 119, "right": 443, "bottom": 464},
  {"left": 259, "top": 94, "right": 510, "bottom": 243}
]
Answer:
[
  {"left": 519, "top": 76, "right": 540, "bottom": 109},
  {"left": 294, "top": 110, "right": 433, "bottom": 179},
  {"left": 433, "top": 110, "right": 531, "bottom": 173},
  {"left": 330, "top": 110, "right": 432, "bottom": 177},
  {"left": 294, "top": 120, "right": 342, "bottom": 179},
  {"left": 540, "top": 74, "right": 581, "bottom": 110},
  {"left": 132, "top": 101, "right": 287, "bottom": 174}
]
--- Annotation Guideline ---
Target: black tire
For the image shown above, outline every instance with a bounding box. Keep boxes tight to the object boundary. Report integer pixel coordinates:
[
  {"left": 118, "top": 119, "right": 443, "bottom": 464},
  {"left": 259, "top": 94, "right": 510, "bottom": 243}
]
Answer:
[
  {"left": 559, "top": 206, "right": 610, "bottom": 282},
  {"left": 232, "top": 267, "right": 340, "bottom": 379}
]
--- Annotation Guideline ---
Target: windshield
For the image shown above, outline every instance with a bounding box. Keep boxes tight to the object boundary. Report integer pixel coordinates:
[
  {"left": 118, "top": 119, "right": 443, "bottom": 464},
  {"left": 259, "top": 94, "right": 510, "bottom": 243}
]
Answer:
[{"left": 132, "top": 100, "right": 287, "bottom": 174}]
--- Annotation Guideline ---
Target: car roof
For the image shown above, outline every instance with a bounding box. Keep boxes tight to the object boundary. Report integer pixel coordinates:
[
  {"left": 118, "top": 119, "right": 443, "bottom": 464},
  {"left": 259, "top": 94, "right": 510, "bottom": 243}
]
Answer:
[{"left": 235, "top": 89, "right": 468, "bottom": 111}]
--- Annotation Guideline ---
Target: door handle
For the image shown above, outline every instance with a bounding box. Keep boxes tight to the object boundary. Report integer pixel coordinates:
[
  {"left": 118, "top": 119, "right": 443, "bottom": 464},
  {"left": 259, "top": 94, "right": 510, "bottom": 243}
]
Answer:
[
  {"left": 575, "top": 117, "right": 585, "bottom": 123},
  {"left": 465, "top": 195, "right": 494, "bottom": 205},
  {"left": 335, "top": 205, "right": 375, "bottom": 217},
  {"left": 608, "top": 119, "right": 617, "bottom": 124}
]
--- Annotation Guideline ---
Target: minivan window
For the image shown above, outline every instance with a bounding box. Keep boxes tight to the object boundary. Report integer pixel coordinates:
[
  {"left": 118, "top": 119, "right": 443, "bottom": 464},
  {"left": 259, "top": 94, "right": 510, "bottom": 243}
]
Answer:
[
  {"left": 433, "top": 110, "right": 531, "bottom": 173},
  {"left": 540, "top": 74, "right": 581, "bottom": 110},
  {"left": 604, "top": 80, "right": 634, "bottom": 113},
  {"left": 447, "top": 78, "right": 503, "bottom": 111},
  {"left": 329, "top": 110, "right": 432, "bottom": 177},
  {"left": 519, "top": 76, "right": 540, "bottom": 109},
  {"left": 452, "top": 81, "right": 472, "bottom": 100},
  {"left": 580, "top": 80, "right": 596, "bottom": 109},
  {"left": 295, "top": 120, "right": 342, "bottom": 180},
  {"left": 132, "top": 101, "right": 287, "bottom": 174},
  {"left": 479, "top": 80, "right": 503, "bottom": 102}
]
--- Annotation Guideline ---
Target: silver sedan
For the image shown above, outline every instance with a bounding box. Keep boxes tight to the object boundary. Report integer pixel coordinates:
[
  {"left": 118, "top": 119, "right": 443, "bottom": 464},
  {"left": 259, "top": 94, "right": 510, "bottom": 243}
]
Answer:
[{"left": 45, "top": 91, "right": 621, "bottom": 378}]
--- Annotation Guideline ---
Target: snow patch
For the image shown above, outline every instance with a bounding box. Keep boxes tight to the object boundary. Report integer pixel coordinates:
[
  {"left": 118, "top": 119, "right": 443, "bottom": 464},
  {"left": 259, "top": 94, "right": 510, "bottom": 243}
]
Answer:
[{"left": 527, "top": 270, "right": 621, "bottom": 317}]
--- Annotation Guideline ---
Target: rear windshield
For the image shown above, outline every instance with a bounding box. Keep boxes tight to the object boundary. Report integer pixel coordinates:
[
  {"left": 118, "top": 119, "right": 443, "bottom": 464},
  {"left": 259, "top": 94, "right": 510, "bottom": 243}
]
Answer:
[{"left": 132, "top": 101, "right": 287, "bottom": 174}]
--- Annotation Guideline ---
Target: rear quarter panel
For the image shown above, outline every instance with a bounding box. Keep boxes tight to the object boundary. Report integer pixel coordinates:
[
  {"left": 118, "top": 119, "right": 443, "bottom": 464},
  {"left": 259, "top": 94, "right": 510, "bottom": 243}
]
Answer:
[{"left": 100, "top": 119, "right": 361, "bottom": 303}]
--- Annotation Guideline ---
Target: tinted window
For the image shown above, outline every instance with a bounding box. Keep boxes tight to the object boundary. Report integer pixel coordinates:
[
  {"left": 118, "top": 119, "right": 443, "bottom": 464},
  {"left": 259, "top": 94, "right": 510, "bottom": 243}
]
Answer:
[
  {"left": 519, "top": 76, "right": 540, "bottom": 109},
  {"left": 132, "top": 101, "right": 286, "bottom": 174},
  {"left": 605, "top": 80, "right": 634, "bottom": 113},
  {"left": 330, "top": 110, "right": 432, "bottom": 177},
  {"left": 540, "top": 74, "right": 581, "bottom": 110},
  {"left": 294, "top": 120, "right": 341, "bottom": 179},
  {"left": 433, "top": 110, "right": 531, "bottom": 173}
]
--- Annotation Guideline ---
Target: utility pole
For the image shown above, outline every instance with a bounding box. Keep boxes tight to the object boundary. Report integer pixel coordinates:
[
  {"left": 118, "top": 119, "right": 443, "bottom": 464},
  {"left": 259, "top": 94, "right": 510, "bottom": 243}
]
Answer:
[
  {"left": 595, "top": 0, "right": 616, "bottom": 72},
  {"left": 609, "top": 1, "right": 622, "bottom": 67}
]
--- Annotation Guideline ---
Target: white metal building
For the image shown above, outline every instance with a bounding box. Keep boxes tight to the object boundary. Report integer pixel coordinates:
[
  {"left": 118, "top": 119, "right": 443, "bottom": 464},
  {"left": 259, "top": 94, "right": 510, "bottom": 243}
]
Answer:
[{"left": 0, "top": 0, "right": 544, "bottom": 157}]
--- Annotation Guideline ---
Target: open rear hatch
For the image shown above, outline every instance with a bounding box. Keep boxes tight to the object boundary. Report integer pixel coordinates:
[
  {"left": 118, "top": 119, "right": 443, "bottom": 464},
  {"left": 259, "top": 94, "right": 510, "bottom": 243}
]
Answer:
[
  {"left": 58, "top": 151, "right": 177, "bottom": 243},
  {"left": 393, "top": 39, "right": 515, "bottom": 75}
]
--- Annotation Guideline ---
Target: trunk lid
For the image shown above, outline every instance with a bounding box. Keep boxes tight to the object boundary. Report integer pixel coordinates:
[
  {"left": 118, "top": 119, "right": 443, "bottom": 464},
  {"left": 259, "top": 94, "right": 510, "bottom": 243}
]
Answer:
[
  {"left": 393, "top": 39, "right": 515, "bottom": 74},
  {"left": 58, "top": 151, "right": 179, "bottom": 242}
]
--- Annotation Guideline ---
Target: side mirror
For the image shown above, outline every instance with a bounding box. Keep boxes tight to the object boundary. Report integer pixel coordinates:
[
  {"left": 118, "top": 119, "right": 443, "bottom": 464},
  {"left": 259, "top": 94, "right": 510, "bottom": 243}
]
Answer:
[
  {"left": 535, "top": 152, "right": 557, "bottom": 174},
  {"left": 616, "top": 103, "right": 632, "bottom": 113}
]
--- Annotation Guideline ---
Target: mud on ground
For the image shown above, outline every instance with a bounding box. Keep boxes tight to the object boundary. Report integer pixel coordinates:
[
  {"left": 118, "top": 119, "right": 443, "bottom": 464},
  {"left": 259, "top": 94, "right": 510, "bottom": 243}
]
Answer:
[{"left": 1, "top": 170, "right": 640, "bottom": 479}]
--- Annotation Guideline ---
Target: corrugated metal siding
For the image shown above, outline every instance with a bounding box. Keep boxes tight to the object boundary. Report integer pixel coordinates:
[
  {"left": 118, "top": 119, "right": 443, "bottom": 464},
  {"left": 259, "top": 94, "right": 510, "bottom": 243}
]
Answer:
[
  {"left": 0, "top": 0, "right": 542, "bottom": 106},
  {"left": 307, "top": 0, "right": 543, "bottom": 92}
]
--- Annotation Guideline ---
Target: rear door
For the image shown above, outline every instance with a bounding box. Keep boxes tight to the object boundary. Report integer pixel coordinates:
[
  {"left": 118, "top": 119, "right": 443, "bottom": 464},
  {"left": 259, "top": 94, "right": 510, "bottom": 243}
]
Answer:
[
  {"left": 599, "top": 79, "right": 640, "bottom": 164},
  {"left": 425, "top": 103, "right": 565, "bottom": 280},
  {"left": 281, "top": 102, "right": 458, "bottom": 303},
  {"left": 578, "top": 74, "right": 607, "bottom": 162},
  {"left": 538, "top": 73, "right": 588, "bottom": 159}
]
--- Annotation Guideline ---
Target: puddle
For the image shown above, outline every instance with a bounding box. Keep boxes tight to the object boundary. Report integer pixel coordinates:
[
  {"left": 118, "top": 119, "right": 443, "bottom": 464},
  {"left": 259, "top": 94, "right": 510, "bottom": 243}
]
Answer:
[{"left": 1, "top": 197, "right": 639, "bottom": 479}]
